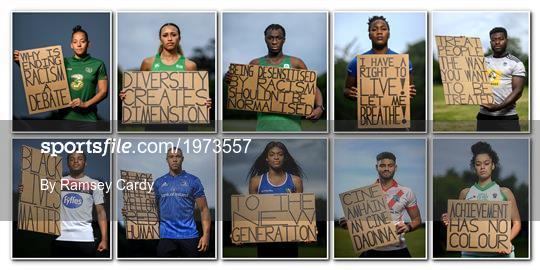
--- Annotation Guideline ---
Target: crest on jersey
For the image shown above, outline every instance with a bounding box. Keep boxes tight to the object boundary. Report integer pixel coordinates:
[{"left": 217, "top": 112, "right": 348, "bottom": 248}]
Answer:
[{"left": 283, "top": 64, "right": 290, "bottom": 68}]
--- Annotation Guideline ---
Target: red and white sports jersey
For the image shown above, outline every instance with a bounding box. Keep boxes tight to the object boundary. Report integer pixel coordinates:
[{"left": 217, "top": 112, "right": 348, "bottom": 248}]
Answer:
[{"left": 375, "top": 179, "right": 418, "bottom": 251}]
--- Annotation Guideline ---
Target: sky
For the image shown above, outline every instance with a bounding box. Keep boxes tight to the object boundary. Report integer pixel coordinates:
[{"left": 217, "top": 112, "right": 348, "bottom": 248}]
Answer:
[
  {"left": 222, "top": 12, "right": 328, "bottom": 74},
  {"left": 223, "top": 139, "right": 327, "bottom": 198},
  {"left": 433, "top": 139, "right": 529, "bottom": 185},
  {"left": 334, "top": 12, "right": 426, "bottom": 60},
  {"left": 116, "top": 139, "right": 217, "bottom": 217},
  {"left": 432, "top": 11, "right": 530, "bottom": 58},
  {"left": 333, "top": 139, "right": 427, "bottom": 220},
  {"left": 12, "top": 12, "right": 111, "bottom": 120},
  {"left": 118, "top": 12, "right": 216, "bottom": 71}
]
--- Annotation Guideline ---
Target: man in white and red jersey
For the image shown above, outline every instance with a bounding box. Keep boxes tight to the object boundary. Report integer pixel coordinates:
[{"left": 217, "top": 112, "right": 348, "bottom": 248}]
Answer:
[{"left": 341, "top": 151, "right": 422, "bottom": 258}]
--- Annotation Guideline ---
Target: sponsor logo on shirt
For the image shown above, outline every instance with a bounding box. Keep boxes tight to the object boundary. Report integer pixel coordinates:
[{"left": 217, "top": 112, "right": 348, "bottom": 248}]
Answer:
[
  {"left": 488, "top": 69, "right": 502, "bottom": 87},
  {"left": 176, "top": 64, "right": 184, "bottom": 69},
  {"left": 63, "top": 193, "right": 83, "bottom": 208},
  {"left": 154, "top": 64, "right": 160, "bottom": 69},
  {"left": 161, "top": 182, "right": 168, "bottom": 187},
  {"left": 70, "top": 74, "right": 85, "bottom": 91}
]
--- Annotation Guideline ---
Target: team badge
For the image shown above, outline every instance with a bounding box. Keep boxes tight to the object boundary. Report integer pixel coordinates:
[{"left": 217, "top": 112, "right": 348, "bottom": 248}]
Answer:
[
  {"left": 176, "top": 64, "right": 184, "bottom": 69},
  {"left": 283, "top": 64, "right": 290, "bottom": 68},
  {"left": 85, "top": 67, "right": 93, "bottom": 73}
]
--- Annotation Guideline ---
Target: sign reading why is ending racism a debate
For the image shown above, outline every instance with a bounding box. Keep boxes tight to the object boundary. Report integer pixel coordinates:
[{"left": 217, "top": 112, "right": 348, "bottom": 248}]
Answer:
[
  {"left": 356, "top": 54, "right": 410, "bottom": 129},
  {"left": 446, "top": 200, "right": 511, "bottom": 253},
  {"left": 17, "top": 45, "right": 71, "bottom": 115},
  {"left": 339, "top": 183, "right": 399, "bottom": 254},
  {"left": 231, "top": 193, "right": 317, "bottom": 244},
  {"left": 18, "top": 145, "right": 62, "bottom": 235},
  {"left": 121, "top": 71, "right": 210, "bottom": 124},
  {"left": 435, "top": 36, "right": 494, "bottom": 105},
  {"left": 226, "top": 64, "right": 316, "bottom": 116}
]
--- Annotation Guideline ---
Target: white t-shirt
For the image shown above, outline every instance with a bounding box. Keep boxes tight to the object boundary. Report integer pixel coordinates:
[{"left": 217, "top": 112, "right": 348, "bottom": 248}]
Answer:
[
  {"left": 375, "top": 179, "right": 419, "bottom": 251},
  {"left": 480, "top": 54, "right": 526, "bottom": 116},
  {"left": 56, "top": 175, "right": 104, "bottom": 242}
]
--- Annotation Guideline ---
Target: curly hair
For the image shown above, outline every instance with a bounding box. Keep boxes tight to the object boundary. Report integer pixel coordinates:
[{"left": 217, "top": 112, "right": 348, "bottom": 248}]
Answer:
[
  {"left": 470, "top": 141, "right": 500, "bottom": 170},
  {"left": 367, "top": 16, "right": 390, "bottom": 31},
  {"left": 247, "top": 141, "right": 304, "bottom": 180}
]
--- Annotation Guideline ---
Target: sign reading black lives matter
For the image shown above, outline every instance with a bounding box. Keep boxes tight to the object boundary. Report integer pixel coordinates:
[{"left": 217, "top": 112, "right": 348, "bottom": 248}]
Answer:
[
  {"left": 339, "top": 183, "right": 399, "bottom": 254},
  {"left": 435, "top": 36, "right": 494, "bottom": 105},
  {"left": 356, "top": 54, "right": 410, "bottom": 129},
  {"left": 18, "top": 145, "right": 62, "bottom": 235},
  {"left": 121, "top": 71, "right": 210, "bottom": 124},
  {"left": 226, "top": 64, "right": 316, "bottom": 116},
  {"left": 446, "top": 200, "right": 511, "bottom": 253},
  {"left": 18, "top": 45, "right": 71, "bottom": 114},
  {"left": 231, "top": 193, "right": 317, "bottom": 244},
  {"left": 121, "top": 170, "right": 159, "bottom": 240}
]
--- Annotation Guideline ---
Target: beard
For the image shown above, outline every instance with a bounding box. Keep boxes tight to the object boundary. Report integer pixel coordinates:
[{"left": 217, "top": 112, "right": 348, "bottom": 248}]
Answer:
[{"left": 378, "top": 171, "right": 395, "bottom": 181}]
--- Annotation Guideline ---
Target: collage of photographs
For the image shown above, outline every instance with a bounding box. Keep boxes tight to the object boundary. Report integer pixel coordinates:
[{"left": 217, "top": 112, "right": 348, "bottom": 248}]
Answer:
[{"left": 9, "top": 10, "right": 531, "bottom": 261}]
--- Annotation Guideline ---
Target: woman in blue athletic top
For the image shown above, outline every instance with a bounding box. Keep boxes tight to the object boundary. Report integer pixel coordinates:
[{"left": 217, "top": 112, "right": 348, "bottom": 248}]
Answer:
[{"left": 246, "top": 141, "right": 305, "bottom": 257}]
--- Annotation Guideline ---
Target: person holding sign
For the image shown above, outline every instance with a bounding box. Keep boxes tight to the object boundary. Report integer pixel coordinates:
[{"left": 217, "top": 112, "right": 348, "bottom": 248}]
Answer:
[
  {"left": 343, "top": 16, "right": 416, "bottom": 129},
  {"left": 340, "top": 152, "right": 422, "bottom": 257},
  {"left": 245, "top": 141, "right": 306, "bottom": 257},
  {"left": 225, "top": 24, "right": 325, "bottom": 131},
  {"left": 121, "top": 147, "right": 211, "bottom": 257},
  {"left": 477, "top": 28, "right": 527, "bottom": 131},
  {"left": 19, "top": 152, "right": 109, "bottom": 257},
  {"left": 119, "top": 23, "right": 212, "bottom": 131},
  {"left": 441, "top": 142, "right": 521, "bottom": 257},
  {"left": 13, "top": 25, "right": 108, "bottom": 131}
]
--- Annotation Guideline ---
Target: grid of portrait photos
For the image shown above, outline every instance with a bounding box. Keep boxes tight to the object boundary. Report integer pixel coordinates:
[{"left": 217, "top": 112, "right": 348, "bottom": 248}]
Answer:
[{"left": 10, "top": 10, "right": 530, "bottom": 261}]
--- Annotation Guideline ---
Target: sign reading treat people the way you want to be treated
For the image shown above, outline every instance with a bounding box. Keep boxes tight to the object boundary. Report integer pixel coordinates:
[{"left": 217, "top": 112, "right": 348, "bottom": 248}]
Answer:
[
  {"left": 18, "top": 45, "right": 71, "bottom": 115},
  {"left": 121, "top": 170, "right": 159, "bottom": 240},
  {"left": 435, "top": 36, "right": 494, "bottom": 105},
  {"left": 446, "top": 200, "right": 512, "bottom": 253},
  {"left": 356, "top": 54, "right": 410, "bottom": 129},
  {"left": 121, "top": 71, "right": 210, "bottom": 124},
  {"left": 18, "top": 145, "right": 62, "bottom": 235},
  {"left": 231, "top": 193, "right": 317, "bottom": 244},
  {"left": 339, "top": 183, "right": 399, "bottom": 254},
  {"left": 226, "top": 64, "right": 316, "bottom": 116}
]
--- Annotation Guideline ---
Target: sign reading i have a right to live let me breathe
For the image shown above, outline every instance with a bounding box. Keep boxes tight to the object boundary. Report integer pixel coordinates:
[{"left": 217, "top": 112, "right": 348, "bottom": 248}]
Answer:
[{"left": 435, "top": 36, "right": 494, "bottom": 105}]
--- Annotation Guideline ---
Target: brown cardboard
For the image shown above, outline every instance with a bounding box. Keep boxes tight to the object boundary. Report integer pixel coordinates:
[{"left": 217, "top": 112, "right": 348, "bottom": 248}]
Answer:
[{"left": 121, "top": 170, "right": 159, "bottom": 240}]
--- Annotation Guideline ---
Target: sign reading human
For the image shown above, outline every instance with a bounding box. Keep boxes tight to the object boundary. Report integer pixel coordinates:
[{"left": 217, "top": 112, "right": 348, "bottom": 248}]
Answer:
[
  {"left": 230, "top": 193, "right": 317, "bottom": 244},
  {"left": 339, "top": 183, "right": 399, "bottom": 254},
  {"left": 121, "top": 170, "right": 159, "bottom": 240},
  {"left": 356, "top": 54, "right": 411, "bottom": 129},
  {"left": 18, "top": 145, "right": 62, "bottom": 235},
  {"left": 17, "top": 45, "right": 71, "bottom": 114},
  {"left": 121, "top": 71, "right": 210, "bottom": 124},
  {"left": 446, "top": 200, "right": 512, "bottom": 253},
  {"left": 435, "top": 36, "right": 494, "bottom": 105},
  {"left": 226, "top": 64, "right": 316, "bottom": 116}
]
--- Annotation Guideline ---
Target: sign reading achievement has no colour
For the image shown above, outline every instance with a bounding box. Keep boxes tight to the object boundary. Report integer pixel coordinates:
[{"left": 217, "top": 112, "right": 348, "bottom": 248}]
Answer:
[
  {"left": 339, "top": 183, "right": 399, "bottom": 254},
  {"left": 356, "top": 54, "right": 410, "bottom": 129},
  {"left": 18, "top": 45, "right": 72, "bottom": 115},
  {"left": 18, "top": 145, "right": 62, "bottom": 235},
  {"left": 226, "top": 64, "right": 317, "bottom": 116},
  {"left": 121, "top": 71, "right": 210, "bottom": 124},
  {"left": 446, "top": 200, "right": 512, "bottom": 253},
  {"left": 121, "top": 170, "right": 159, "bottom": 240},
  {"left": 435, "top": 36, "right": 494, "bottom": 105},
  {"left": 230, "top": 193, "right": 317, "bottom": 244}
]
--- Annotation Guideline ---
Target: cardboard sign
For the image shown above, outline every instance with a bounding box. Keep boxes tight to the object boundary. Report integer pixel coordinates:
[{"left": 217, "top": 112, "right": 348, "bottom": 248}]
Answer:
[
  {"left": 339, "top": 183, "right": 399, "bottom": 254},
  {"left": 226, "top": 64, "right": 316, "bottom": 116},
  {"left": 121, "top": 170, "right": 159, "bottom": 240},
  {"left": 121, "top": 71, "right": 210, "bottom": 124},
  {"left": 18, "top": 45, "right": 71, "bottom": 114},
  {"left": 357, "top": 54, "right": 411, "bottom": 129},
  {"left": 446, "top": 200, "right": 511, "bottom": 253},
  {"left": 231, "top": 193, "right": 317, "bottom": 244},
  {"left": 435, "top": 36, "right": 494, "bottom": 105},
  {"left": 17, "top": 145, "right": 62, "bottom": 235}
]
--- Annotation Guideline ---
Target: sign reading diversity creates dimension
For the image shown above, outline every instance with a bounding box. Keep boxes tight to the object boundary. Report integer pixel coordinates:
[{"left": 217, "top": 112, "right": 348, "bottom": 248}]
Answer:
[
  {"left": 231, "top": 193, "right": 317, "bottom": 244},
  {"left": 226, "top": 64, "right": 316, "bottom": 116},
  {"left": 121, "top": 71, "right": 210, "bottom": 124},
  {"left": 446, "top": 200, "right": 512, "bottom": 253},
  {"left": 356, "top": 54, "right": 410, "bottom": 129},
  {"left": 435, "top": 36, "right": 494, "bottom": 105},
  {"left": 18, "top": 45, "right": 71, "bottom": 114},
  {"left": 339, "top": 183, "right": 399, "bottom": 254},
  {"left": 18, "top": 145, "right": 61, "bottom": 235},
  {"left": 121, "top": 170, "right": 159, "bottom": 240}
]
